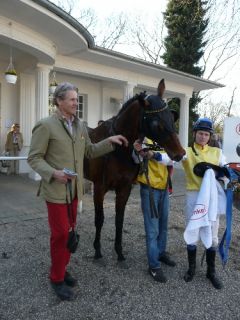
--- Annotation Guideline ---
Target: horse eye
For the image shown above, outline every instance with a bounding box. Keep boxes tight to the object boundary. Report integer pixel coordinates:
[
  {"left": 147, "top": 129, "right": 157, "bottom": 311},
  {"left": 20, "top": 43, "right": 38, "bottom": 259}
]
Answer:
[{"left": 152, "top": 119, "right": 164, "bottom": 131}]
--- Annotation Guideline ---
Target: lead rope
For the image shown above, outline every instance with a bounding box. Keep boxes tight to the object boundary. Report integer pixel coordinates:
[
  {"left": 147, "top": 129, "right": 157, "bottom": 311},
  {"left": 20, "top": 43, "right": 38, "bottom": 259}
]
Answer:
[
  {"left": 66, "top": 179, "right": 77, "bottom": 231},
  {"left": 142, "top": 157, "right": 159, "bottom": 218}
]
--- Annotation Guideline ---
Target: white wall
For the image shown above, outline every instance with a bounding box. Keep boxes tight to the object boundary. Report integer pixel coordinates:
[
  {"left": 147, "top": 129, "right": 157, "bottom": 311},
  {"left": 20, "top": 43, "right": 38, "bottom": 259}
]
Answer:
[{"left": 101, "top": 86, "right": 123, "bottom": 121}]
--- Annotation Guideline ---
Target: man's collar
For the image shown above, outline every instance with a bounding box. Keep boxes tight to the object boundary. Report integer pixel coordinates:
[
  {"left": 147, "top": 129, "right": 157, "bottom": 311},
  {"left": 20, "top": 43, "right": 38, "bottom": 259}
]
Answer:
[{"left": 55, "top": 109, "right": 77, "bottom": 123}]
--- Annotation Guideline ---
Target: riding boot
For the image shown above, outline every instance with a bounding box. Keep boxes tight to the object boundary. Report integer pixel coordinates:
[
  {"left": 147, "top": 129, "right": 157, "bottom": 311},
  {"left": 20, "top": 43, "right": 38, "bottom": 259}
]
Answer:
[
  {"left": 184, "top": 246, "right": 197, "bottom": 282},
  {"left": 206, "top": 248, "right": 223, "bottom": 290}
]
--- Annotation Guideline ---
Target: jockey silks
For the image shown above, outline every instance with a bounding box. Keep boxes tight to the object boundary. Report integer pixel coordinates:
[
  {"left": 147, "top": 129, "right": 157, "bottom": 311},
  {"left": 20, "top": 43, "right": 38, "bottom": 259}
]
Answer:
[
  {"left": 182, "top": 143, "right": 222, "bottom": 190},
  {"left": 137, "top": 138, "right": 170, "bottom": 189}
]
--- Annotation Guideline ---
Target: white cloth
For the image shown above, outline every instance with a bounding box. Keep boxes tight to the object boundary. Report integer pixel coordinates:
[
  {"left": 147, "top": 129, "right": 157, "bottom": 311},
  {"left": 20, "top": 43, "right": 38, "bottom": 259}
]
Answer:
[{"left": 184, "top": 169, "right": 226, "bottom": 248}]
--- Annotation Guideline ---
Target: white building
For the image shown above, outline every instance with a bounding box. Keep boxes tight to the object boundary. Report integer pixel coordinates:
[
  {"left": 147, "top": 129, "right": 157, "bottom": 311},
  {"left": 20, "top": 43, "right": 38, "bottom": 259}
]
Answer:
[{"left": 0, "top": 0, "right": 223, "bottom": 174}]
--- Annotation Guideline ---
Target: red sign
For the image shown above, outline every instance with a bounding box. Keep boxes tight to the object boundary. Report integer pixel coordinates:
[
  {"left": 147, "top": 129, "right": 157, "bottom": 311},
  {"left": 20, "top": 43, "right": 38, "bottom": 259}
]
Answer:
[{"left": 191, "top": 204, "right": 207, "bottom": 220}]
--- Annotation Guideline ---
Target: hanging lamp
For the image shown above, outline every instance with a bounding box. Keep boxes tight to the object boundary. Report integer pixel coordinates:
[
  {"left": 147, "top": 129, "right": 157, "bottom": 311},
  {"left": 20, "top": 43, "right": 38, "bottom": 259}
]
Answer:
[
  {"left": 49, "top": 71, "right": 58, "bottom": 94},
  {"left": 4, "top": 22, "right": 17, "bottom": 84}
]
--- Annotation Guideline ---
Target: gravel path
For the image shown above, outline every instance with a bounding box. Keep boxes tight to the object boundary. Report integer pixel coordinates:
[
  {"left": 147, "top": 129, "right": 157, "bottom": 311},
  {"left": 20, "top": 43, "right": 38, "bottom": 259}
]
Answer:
[{"left": 0, "top": 170, "right": 240, "bottom": 320}]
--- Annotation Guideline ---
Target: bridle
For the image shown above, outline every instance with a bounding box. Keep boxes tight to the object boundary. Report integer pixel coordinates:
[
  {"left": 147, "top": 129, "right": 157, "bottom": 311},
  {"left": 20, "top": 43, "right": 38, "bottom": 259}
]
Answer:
[
  {"left": 109, "top": 92, "right": 173, "bottom": 143},
  {"left": 140, "top": 94, "right": 174, "bottom": 143}
]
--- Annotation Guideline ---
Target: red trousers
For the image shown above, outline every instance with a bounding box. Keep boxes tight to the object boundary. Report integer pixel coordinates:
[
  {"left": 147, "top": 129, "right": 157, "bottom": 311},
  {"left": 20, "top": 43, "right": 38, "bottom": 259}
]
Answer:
[{"left": 46, "top": 198, "right": 78, "bottom": 283}]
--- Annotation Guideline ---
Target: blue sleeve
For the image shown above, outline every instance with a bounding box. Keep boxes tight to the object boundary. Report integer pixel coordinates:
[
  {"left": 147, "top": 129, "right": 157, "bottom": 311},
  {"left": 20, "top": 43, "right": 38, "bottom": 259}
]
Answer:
[{"left": 153, "top": 152, "right": 162, "bottom": 162}]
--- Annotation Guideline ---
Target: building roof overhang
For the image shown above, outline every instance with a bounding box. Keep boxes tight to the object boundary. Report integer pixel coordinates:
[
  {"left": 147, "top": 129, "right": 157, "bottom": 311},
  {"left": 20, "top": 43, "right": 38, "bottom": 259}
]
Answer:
[{"left": 0, "top": 0, "right": 224, "bottom": 92}]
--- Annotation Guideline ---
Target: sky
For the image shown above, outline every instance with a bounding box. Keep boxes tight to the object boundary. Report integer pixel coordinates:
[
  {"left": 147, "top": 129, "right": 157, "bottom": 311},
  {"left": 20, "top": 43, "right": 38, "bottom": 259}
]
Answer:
[
  {"left": 70, "top": 0, "right": 167, "bottom": 16},
  {"left": 51, "top": 0, "right": 240, "bottom": 117}
]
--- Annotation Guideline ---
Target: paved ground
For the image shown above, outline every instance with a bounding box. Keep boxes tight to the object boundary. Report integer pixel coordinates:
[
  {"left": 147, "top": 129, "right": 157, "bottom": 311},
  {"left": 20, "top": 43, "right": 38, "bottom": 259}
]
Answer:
[{"left": 0, "top": 168, "right": 240, "bottom": 320}]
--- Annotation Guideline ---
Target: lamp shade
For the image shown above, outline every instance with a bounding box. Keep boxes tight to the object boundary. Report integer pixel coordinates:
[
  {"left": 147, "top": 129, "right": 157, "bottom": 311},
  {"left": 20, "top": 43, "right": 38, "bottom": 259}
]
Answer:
[{"left": 5, "top": 73, "right": 17, "bottom": 84}]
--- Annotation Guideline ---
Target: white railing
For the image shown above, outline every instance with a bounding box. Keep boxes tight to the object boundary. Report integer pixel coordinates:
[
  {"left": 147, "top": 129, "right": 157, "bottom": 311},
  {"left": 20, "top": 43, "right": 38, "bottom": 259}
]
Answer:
[
  {"left": 0, "top": 156, "right": 27, "bottom": 160},
  {"left": 0, "top": 156, "right": 83, "bottom": 212}
]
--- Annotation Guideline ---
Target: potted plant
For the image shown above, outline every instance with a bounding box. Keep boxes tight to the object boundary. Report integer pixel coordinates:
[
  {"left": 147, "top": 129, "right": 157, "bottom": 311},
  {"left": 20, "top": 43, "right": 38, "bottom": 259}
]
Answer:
[{"left": 5, "top": 69, "right": 17, "bottom": 84}]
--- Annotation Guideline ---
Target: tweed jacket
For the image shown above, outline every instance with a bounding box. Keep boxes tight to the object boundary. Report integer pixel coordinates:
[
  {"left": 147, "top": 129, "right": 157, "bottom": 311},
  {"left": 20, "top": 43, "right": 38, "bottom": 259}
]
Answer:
[
  {"left": 5, "top": 131, "right": 23, "bottom": 152},
  {"left": 28, "top": 112, "right": 114, "bottom": 203}
]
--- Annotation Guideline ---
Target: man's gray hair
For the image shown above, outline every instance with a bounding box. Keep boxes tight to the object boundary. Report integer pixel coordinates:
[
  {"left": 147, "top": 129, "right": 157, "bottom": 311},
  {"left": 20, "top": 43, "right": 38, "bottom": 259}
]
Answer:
[{"left": 53, "top": 82, "right": 78, "bottom": 106}]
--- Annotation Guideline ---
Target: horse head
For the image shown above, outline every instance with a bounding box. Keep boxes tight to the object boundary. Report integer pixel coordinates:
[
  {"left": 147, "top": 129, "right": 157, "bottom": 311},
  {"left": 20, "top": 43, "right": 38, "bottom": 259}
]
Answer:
[{"left": 139, "top": 79, "right": 185, "bottom": 161}]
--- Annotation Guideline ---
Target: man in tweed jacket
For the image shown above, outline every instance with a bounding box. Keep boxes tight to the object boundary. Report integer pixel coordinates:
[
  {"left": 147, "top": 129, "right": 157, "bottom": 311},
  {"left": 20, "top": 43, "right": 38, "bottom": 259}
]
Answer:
[{"left": 28, "top": 82, "right": 128, "bottom": 301}]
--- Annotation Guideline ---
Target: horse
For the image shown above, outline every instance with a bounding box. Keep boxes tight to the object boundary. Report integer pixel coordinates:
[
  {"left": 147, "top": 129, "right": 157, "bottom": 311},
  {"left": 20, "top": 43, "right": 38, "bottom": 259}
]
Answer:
[{"left": 84, "top": 79, "right": 185, "bottom": 262}]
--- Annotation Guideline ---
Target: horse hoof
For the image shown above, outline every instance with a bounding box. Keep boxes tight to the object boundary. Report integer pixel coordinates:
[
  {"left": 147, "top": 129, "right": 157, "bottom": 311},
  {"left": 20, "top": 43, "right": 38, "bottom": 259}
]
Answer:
[{"left": 117, "top": 254, "right": 126, "bottom": 262}]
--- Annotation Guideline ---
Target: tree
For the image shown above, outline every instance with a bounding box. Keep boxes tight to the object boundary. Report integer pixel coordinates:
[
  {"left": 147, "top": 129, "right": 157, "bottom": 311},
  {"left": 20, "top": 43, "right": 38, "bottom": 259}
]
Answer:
[
  {"left": 162, "top": 0, "right": 208, "bottom": 76},
  {"left": 162, "top": 0, "right": 209, "bottom": 142},
  {"left": 128, "top": 15, "right": 165, "bottom": 64},
  {"left": 198, "top": 0, "right": 240, "bottom": 122},
  {"left": 198, "top": 86, "right": 238, "bottom": 132},
  {"left": 198, "top": 100, "right": 229, "bottom": 132},
  {"left": 202, "top": 0, "right": 240, "bottom": 81},
  {"left": 92, "top": 12, "right": 129, "bottom": 50},
  {"left": 50, "top": 0, "right": 129, "bottom": 50},
  {"left": 50, "top": 0, "right": 240, "bottom": 122}
]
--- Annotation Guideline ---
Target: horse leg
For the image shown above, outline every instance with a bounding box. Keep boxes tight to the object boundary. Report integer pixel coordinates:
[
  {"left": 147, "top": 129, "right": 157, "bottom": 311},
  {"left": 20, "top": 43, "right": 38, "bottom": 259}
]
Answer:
[
  {"left": 115, "top": 185, "right": 132, "bottom": 261},
  {"left": 93, "top": 184, "right": 105, "bottom": 259}
]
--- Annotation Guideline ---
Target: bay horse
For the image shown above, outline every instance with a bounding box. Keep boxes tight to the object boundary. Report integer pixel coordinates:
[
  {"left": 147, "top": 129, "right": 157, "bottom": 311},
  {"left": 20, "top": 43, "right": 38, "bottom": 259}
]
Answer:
[{"left": 84, "top": 79, "right": 185, "bottom": 262}]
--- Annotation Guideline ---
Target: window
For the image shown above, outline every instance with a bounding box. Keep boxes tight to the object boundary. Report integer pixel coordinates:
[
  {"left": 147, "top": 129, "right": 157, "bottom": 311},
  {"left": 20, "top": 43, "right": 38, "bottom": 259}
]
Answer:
[{"left": 77, "top": 94, "right": 87, "bottom": 120}]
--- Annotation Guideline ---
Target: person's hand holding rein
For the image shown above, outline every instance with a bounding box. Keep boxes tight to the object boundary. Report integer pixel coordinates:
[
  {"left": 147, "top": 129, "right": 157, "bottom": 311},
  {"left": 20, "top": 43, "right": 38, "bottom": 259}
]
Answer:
[{"left": 133, "top": 139, "right": 154, "bottom": 159}]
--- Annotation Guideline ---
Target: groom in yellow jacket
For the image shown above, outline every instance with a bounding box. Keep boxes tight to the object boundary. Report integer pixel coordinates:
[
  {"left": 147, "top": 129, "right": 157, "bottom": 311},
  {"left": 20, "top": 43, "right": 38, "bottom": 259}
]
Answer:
[{"left": 133, "top": 138, "right": 176, "bottom": 283}]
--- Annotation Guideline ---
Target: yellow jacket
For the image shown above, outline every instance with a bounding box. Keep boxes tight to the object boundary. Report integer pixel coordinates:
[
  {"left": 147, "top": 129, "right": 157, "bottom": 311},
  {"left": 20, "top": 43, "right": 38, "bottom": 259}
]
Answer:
[
  {"left": 137, "top": 139, "right": 169, "bottom": 189},
  {"left": 182, "top": 143, "right": 221, "bottom": 190}
]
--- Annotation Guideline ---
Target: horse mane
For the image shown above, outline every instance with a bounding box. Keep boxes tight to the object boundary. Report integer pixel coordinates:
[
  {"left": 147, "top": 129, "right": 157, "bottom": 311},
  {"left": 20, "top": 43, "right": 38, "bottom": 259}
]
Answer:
[{"left": 116, "top": 91, "right": 147, "bottom": 117}]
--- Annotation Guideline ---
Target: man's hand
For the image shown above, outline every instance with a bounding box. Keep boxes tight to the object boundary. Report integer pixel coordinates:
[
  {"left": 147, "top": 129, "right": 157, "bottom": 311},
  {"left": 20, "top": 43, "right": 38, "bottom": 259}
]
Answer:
[
  {"left": 52, "top": 170, "right": 76, "bottom": 184},
  {"left": 108, "top": 135, "right": 128, "bottom": 147}
]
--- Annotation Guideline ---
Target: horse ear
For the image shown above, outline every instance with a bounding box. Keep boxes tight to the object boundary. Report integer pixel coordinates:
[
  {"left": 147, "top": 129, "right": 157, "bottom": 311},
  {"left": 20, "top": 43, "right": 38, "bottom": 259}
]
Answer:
[{"left": 157, "top": 79, "right": 165, "bottom": 97}]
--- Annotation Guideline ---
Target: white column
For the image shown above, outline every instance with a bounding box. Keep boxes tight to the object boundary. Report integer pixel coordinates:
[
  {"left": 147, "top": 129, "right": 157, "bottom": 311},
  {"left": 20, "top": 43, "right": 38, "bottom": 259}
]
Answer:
[
  {"left": 28, "top": 64, "right": 52, "bottom": 180},
  {"left": 19, "top": 73, "right": 35, "bottom": 173},
  {"left": 179, "top": 94, "right": 191, "bottom": 148},
  {"left": 123, "top": 82, "right": 136, "bottom": 102},
  {"left": 35, "top": 64, "right": 52, "bottom": 121}
]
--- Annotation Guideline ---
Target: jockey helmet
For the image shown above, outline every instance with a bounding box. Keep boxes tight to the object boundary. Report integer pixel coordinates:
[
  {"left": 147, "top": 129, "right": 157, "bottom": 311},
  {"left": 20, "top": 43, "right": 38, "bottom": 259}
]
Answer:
[{"left": 193, "top": 118, "right": 214, "bottom": 134}]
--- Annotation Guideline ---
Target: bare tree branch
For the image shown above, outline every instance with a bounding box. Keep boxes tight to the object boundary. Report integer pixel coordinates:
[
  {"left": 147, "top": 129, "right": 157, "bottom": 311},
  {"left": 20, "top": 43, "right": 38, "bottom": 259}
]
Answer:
[
  {"left": 227, "top": 87, "right": 237, "bottom": 116},
  {"left": 54, "top": 0, "right": 75, "bottom": 14},
  {"left": 78, "top": 8, "right": 98, "bottom": 30},
  {"left": 86, "top": 12, "right": 129, "bottom": 50},
  {"left": 129, "top": 15, "right": 165, "bottom": 64},
  {"left": 202, "top": 0, "right": 240, "bottom": 81}
]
